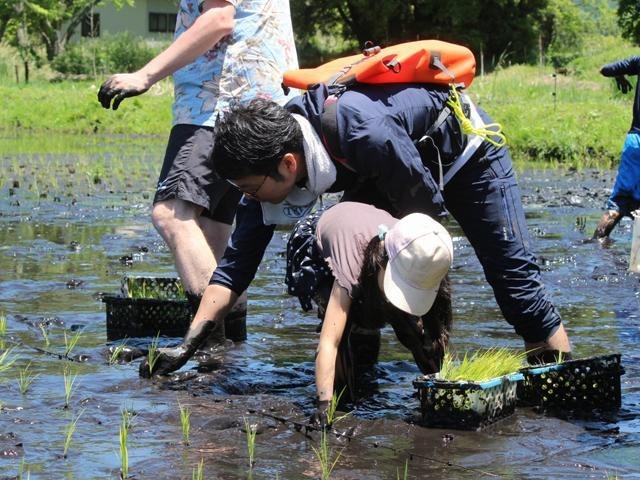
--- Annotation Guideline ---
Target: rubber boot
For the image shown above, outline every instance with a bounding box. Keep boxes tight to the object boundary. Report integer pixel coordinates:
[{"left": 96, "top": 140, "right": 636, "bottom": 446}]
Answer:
[{"left": 593, "top": 210, "right": 621, "bottom": 239}]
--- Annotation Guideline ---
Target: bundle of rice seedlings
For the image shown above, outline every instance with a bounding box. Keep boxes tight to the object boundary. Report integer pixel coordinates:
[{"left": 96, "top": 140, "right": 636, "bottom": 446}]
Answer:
[{"left": 438, "top": 348, "right": 525, "bottom": 382}]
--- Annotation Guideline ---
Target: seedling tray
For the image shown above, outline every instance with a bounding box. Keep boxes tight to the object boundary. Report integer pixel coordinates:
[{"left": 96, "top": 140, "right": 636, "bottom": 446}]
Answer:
[
  {"left": 102, "top": 276, "right": 191, "bottom": 340},
  {"left": 517, "top": 353, "right": 623, "bottom": 414},
  {"left": 413, "top": 374, "right": 519, "bottom": 430}
]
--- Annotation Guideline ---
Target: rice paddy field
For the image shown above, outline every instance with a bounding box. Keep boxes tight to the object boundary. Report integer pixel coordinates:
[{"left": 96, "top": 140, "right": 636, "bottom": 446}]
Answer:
[{"left": 0, "top": 131, "right": 639, "bottom": 479}]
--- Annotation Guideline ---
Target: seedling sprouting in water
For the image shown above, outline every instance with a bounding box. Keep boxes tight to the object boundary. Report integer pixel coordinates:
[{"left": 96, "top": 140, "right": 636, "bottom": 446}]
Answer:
[
  {"left": 146, "top": 333, "right": 161, "bottom": 375},
  {"left": 396, "top": 459, "right": 409, "bottom": 480},
  {"left": 62, "top": 363, "right": 78, "bottom": 408},
  {"left": 17, "top": 362, "right": 39, "bottom": 395},
  {"left": 0, "top": 314, "right": 6, "bottom": 336},
  {"left": 243, "top": 416, "right": 257, "bottom": 468},
  {"left": 108, "top": 339, "right": 129, "bottom": 365},
  {"left": 178, "top": 401, "right": 191, "bottom": 445},
  {"left": 63, "top": 329, "right": 82, "bottom": 358},
  {"left": 311, "top": 391, "right": 347, "bottom": 480},
  {"left": 39, "top": 324, "right": 50, "bottom": 347},
  {"left": 119, "top": 412, "right": 129, "bottom": 479},
  {"left": 62, "top": 409, "right": 83, "bottom": 458},
  {"left": 192, "top": 458, "right": 204, "bottom": 480},
  {"left": 0, "top": 347, "right": 16, "bottom": 374},
  {"left": 121, "top": 406, "right": 137, "bottom": 431}
]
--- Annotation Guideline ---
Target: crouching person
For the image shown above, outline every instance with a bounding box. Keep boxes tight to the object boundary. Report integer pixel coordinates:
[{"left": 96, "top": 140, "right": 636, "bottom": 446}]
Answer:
[{"left": 286, "top": 202, "right": 452, "bottom": 425}]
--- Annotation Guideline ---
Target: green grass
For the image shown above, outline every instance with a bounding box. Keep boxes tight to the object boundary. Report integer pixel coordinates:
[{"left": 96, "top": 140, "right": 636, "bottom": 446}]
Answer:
[{"left": 438, "top": 348, "right": 526, "bottom": 383}]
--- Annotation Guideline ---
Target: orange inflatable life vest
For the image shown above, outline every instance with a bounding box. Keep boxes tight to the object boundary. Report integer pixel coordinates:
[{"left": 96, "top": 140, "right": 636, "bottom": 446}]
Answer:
[{"left": 283, "top": 40, "right": 476, "bottom": 90}]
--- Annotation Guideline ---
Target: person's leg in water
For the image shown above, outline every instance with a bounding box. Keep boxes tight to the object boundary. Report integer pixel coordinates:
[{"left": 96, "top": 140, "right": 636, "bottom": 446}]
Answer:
[
  {"left": 442, "top": 141, "right": 571, "bottom": 363},
  {"left": 151, "top": 125, "right": 245, "bottom": 345},
  {"left": 594, "top": 133, "right": 640, "bottom": 239}
]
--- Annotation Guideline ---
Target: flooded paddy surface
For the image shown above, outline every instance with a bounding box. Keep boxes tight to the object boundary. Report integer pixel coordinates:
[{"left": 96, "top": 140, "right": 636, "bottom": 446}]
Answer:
[{"left": 0, "top": 134, "right": 639, "bottom": 479}]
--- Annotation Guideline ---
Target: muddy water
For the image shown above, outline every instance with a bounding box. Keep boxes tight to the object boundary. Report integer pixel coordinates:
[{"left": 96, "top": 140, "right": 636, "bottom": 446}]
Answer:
[{"left": 0, "top": 135, "right": 638, "bottom": 479}]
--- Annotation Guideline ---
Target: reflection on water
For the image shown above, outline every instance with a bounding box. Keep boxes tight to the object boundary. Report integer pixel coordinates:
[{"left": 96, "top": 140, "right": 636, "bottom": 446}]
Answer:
[{"left": 0, "top": 138, "right": 638, "bottom": 479}]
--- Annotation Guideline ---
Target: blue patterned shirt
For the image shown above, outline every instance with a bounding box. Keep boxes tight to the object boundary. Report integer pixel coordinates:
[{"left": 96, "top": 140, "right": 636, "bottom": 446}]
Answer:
[{"left": 172, "top": 0, "right": 298, "bottom": 126}]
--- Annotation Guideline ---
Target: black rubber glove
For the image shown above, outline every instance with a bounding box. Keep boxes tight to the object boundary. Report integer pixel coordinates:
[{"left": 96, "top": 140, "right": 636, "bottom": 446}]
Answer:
[
  {"left": 615, "top": 75, "right": 632, "bottom": 94},
  {"left": 309, "top": 400, "right": 331, "bottom": 430},
  {"left": 138, "top": 318, "right": 222, "bottom": 378},
  {"left": 97, "top": 75, "right": 149, "bottom": 110}
]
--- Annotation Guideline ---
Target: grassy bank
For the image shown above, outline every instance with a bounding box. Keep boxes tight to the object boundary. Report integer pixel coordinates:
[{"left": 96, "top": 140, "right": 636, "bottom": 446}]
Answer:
[{"left": 0, "top": 35, "right": 637, "bottom": 167}]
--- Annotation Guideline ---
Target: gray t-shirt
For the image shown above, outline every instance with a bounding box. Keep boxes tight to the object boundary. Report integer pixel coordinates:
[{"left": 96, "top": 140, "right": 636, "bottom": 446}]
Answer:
[{"left": 315, "top": 202, "right": 398, "bottom": 298}]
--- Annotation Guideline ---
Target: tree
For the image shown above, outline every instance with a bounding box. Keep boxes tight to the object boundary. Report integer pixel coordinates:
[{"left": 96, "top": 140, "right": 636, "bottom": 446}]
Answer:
[{"left": 618, "top": 0, "right": 640, "bottom": 45}]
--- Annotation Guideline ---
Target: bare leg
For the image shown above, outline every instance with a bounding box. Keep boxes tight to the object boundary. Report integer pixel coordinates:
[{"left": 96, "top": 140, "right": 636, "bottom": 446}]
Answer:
[{"left": 151, "top": 198, "right": 214, "bottom": 295}]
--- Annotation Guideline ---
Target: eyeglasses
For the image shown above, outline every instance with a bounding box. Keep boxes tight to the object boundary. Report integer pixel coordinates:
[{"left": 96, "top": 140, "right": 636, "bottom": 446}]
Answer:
[{"left": 227, "top": 175, "right": 268, "bottom": 199}]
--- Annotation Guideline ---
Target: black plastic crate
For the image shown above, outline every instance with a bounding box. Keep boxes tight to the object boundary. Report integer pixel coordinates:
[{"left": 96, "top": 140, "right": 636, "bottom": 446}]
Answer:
[
  {"left": 102, "top": 277, "right": 190, "bottom": 340},
  {"left": 413, "top": 374, "right": 519, "bottom": 430},
  {"left": 517, "top": 354, "right": 623, "bottom": 414}
]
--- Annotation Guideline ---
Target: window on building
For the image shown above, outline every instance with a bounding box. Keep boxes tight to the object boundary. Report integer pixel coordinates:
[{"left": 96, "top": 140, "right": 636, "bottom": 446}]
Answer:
[
  {"left": 81, "top": 13, "right": 100, "bottom": 38},
  {"left": 149, "top": 12, "right": 176, "bottom": 33}
]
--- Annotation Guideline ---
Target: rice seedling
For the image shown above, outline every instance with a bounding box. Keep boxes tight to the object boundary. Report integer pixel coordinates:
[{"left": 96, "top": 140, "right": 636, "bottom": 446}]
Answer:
[
  {"left": 192, "top": 458, "right": 204, "bottom": 480},
  {"left": 38, "top": 324, "right": 50, "bottom": 347},
  {"left": 119, "top": 413, "right": 129, "bottom": 479},
  {"left": 18, "top": 456, "right": 30, "bottom": 480},
  {"left": 63, "top": 329, "right": 82, "bottom": 358},
  {"left": 326, "top": 388, "right": 350, "bottom": 426},
  {"left": 62, "top": 409, "right": 84, "bottom": 458},
  {"left": 121, "top": 406, "right": 137, "bottom": 431},
  {"left": 243, "top": 416, "right": 257, "bottom": 468},
  {"left": 438, "top": 348, "right": 526, "bottom": 382},
  {"left": 108, "top": 339, "right": 129, "bottom": 365},
  {"left": 311, "top": 429, "right": 343, "bottom": 480},
  {"left": 178, "top": 401, "right": 191, "bottom": 445},
  {"left": 17, "top": 362, "right": 39, "bottom": 395},
  {"left": 0, "top": 314, "right": 6, "bottom": 336},
  {"left": 146, "top": 333, "right": 161, "bottom": 375},
  {"left": 396, "top": 459, "right": 409, "bottom": 480},
  {"left": 62, "top": 363, "right": 78, "bottom": 408},
  {"left": 0, "top": 347, "right": 16, "bottom": 374}
]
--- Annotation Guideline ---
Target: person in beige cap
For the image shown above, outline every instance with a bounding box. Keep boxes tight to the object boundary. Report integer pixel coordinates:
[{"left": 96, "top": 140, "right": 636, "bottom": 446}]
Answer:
[{"left": 284, "top": 202, "right": 453, "bottom": 427}]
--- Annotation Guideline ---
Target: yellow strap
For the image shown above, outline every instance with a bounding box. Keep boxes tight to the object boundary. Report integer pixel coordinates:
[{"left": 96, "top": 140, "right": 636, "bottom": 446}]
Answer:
[{"left": 446, "top": 86, "right": 507, "bottom": 148}]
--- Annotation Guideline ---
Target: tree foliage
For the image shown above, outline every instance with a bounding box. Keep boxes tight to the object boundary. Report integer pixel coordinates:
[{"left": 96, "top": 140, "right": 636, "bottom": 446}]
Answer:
[{"left": 618, "top": 0, "right": 640, "bottom": 45}]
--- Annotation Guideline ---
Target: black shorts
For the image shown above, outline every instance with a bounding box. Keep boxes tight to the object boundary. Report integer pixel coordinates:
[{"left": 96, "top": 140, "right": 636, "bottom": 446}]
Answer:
[{"left": 153, "top": 124, "right": 241, "bottom": 224}]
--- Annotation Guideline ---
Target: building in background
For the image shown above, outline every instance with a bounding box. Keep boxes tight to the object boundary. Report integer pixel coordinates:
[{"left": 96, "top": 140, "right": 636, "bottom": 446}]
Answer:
[{"left": 79, "top": 0, "right": 178, "bottom": 41}]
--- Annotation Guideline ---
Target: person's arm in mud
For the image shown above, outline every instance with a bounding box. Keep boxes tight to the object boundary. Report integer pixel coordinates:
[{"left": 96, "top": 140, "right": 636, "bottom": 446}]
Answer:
[
  {"left": 600, "top": 56, "right": 640, "bottom": 94},
  {"left": 140, "top": 197, "right": 276, "bottom": 377},
  {"left": 98, "top": 0, "right": 235, "bottom": 110},
  {"left": 315, "top": 281, "right": 351, "bottom": 405},
  {"left": 343, "top": 116, "right": 447, "bottom": 219}
]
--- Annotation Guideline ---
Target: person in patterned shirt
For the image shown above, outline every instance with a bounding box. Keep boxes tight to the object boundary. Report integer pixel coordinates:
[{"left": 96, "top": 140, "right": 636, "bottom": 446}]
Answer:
[{"left": 97, "top": 0, "right": 298, "bottom": 343}]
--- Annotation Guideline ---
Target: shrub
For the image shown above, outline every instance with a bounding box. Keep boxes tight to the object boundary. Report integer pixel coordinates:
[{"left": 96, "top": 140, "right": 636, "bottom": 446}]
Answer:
[{"left": 52, "top": 33, "right": 165, "bottom": 76}]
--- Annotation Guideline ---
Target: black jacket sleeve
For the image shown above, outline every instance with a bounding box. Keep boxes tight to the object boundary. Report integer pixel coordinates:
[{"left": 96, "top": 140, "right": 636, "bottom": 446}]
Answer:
[
  {"left": 601, "top": 57, "right": 640, "bottom": 77},
  {"left": 342, "top": 115, "right": 447, "bottom": 219},
  {"left": 210, "top": 196, "right": 276, "bottom": 295}
]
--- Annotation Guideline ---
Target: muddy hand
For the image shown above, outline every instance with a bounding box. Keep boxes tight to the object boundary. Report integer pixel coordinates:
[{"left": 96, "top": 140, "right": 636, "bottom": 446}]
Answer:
[
  {"left": 139, "top": 346, "right": 190, "bottom": 378},
  {"left": 308, "top": 400, "right": 331, "bottom": 430},
  {"left": 98, "top": 73, "right": 150, "bottom": 110}
]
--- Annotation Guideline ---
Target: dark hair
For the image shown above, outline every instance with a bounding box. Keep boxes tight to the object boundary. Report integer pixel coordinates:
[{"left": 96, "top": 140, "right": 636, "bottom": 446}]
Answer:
[
  {"left": 356, "top": 235, "right": 452, "bottom": 373},
  {"left": 212, "top": 98, "right": 303, "bottom": 180}
]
